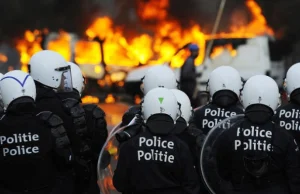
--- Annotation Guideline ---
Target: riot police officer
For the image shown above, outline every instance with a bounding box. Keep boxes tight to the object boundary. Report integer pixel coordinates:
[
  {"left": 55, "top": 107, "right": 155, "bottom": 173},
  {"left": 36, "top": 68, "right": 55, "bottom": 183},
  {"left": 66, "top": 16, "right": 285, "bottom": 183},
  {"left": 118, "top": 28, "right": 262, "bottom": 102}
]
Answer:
[
  {"left": 170, "top": 89, "right": 207, "bottom": 194},
  {"left": 113, "top": 88, "right": 201, "bottom": 194},
  {"left": 170, "top": 89, "right": 204, "bottom": 162},
  {"left": 117, "top": 65, "right": 178, "bottom": 142},
  {"left": 193, "top": 66, "right": 243, "bottom": 135},
  {"left": 0, "top": 70, "right": 72, "bottom": 194},
  {"left": 180, "top": 43, "right": 199, "bottom": 107},
  {"left": 202, "top": 75, "right": 300, "bottom": 194},
  {"left": 274, "top": 63, "right": 300, "bottom": 146},
  {"left": 28, "top": 50, "right": 84, "bottom": 193},
  {"left": 68, "top": 61, "right": 108, "bottom": 194}
]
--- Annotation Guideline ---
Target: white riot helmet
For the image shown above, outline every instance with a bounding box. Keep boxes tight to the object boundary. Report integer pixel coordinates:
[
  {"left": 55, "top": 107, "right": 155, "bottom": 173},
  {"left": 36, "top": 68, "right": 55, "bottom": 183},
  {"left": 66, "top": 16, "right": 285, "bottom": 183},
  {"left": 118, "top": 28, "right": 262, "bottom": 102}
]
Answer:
[
  {"left": 284, "top": 63, "right": 300, "bottom": 96},
  {"left": 170, "top": 89, "right": 192, "bottom": 126},
  {"left": 0, "top": 70, "right": 36, "bottom": 109},
  {"left": 208, "top": 66, "right": 243, "bottom": 98},
  {"left": 141, "top": 88, "right": 179, "bottom": 123},
  {"left": 29, "top": 50, "right": 73, "bottom": 92},
  {"left": 142, "top": 65, "right": 178, "bottom": 95},
  {"left": 68, "top": 62, "right": 85, "bottom": 96},
  {"left": 241, "top": 75, "right": 280, "bottom": 111}
]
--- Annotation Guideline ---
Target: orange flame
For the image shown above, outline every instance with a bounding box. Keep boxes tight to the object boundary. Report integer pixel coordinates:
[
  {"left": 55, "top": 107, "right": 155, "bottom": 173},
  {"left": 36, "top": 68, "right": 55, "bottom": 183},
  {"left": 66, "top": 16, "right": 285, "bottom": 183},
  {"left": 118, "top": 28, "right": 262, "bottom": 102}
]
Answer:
[
  {"left": 15, "top": 30, "right": 43, "bottom": 72},
  {"left": 47, "top": 31, "right": 72, "bottom": 61},
  {"left": 210, "top": 44, "right": 237, "bottom": 59},
  {"left": 81, "top": 95, "right": 100, "bottom": 104},
  {"left": 14, "top": 0, "right": 273, "bottom": 75},
  {"left": 134, "top": 95, "right": 142, "bottom": 105},
  {"left": 105, "top": 94, "right": 116, "bottom": 104},
  {"left": 137, "top": 0, "right": 169, "bottom": 21},
  {"left": 0, "top": 53, "right": 8, "bottom": 63}
]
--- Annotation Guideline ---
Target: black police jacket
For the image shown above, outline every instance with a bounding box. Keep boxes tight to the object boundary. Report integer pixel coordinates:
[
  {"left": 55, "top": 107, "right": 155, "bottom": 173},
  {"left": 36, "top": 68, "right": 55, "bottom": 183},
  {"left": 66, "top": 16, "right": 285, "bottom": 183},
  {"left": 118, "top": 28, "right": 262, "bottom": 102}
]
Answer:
[
  {"left": 194, "top": 103, "right": 243, "bottom": 135},
  {"left": 274, "top": 102, "right": 300, "bottom": 146},
  {"left": 215, "top": 119, "right": 300, "bottom": 194},
  {"left": 57, "top": 90, "right": 108, "bottom": 194},
  {"left": 56, "top": 90, "right": 108, "bottom": 158},
  {"left": 0, "top": 106, "right": 66, "bottom": 193},
  {"left": 113, "top": 130, "right": 201, "bottom": 194},
  {"left": 35, "top": 83, "right": 83, "bottom": 156}
]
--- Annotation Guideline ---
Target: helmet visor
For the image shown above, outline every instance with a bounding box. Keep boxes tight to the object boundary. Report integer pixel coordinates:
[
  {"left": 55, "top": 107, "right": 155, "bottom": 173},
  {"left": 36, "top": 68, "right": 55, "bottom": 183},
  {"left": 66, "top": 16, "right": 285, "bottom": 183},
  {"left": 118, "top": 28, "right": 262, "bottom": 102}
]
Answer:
[{"left": 55, "top": 66, "right": 73, "bottom": 92}]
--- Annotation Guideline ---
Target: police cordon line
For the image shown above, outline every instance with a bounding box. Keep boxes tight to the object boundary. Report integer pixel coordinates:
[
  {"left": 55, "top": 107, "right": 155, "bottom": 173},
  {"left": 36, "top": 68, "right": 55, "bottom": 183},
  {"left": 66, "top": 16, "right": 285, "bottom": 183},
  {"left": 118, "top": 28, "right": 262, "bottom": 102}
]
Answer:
[{"left": 2, "top": 48, "right": 300, "bottom": 194}]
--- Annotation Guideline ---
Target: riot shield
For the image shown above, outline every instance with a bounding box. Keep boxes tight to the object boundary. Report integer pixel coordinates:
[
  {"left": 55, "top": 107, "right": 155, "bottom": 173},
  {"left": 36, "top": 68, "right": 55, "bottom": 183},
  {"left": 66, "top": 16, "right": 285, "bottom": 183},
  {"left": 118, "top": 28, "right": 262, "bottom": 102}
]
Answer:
[
  {"left": 200, "top": 114, "right": 245, "bottom": 194},
  {"left": 108, "top": 123, "right": 121, "bottom": 138},
  {"left": 97, "top": 119, "right": 139, "bottom": 194},
  {"left": 108, "top": 115, "right": 138, "bottom": 138}
]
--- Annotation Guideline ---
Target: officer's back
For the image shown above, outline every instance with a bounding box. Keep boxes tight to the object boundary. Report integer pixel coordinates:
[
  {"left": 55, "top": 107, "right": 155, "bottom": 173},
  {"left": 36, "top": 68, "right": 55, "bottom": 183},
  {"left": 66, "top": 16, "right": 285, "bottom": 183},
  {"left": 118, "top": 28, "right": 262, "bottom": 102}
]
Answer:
[
  {"left": 170, "top": 89, "right": 205, "bottom": 165},
  {"left": 274, "top": 63, "right": 300, "bottom": 146},
  {"left": 28, "top": 50, "right": 81, "bottom": 193},
  {"left": 113, "top": 88, "right": 200, "bottom": 194},
  {"left": 194, "top": 66, "right": 244, "bottom": 134},
  {"left": 0, "top": 70, "right": 72, "bottom": 194},
  {"left": 214, "top": 75, "right": 300, "bottom": 194},
  {"left": 29, "top": 51, "right": 77, "bottom": 142},
  {"left": 64, "top": 62, "right": 108, "bottom": 194}
]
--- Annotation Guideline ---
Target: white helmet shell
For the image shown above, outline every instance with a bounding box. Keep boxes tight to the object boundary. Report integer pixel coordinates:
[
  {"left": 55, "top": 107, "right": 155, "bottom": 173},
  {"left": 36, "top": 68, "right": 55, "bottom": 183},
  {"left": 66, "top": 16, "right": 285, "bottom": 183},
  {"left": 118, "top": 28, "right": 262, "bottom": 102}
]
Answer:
[
  {"left": 208, "top": 66, "right": 242, "bottom": 97},
  {"left": 29, "top": 50, "right": 69, "bottom": 89},
  {"left": 285, "top": 63, "right": 300, "bottom": 95},
  {"left": 0, "top": 70, "right": 36, "bottom": 108},
  {"left": 142, "top": 65, "right": 177, "bottom": 95},
  {"left": 68, "top": 62, "right": 84, "bottom": 95},
  {"left": 141, "top": 88, "right": 179, "bottom": 122},
  {"left": 241, "top": 75, "right": 280, "bottom": 111},
  {"left": 170, "top": 89, "right": 192, "bottom": 125}
]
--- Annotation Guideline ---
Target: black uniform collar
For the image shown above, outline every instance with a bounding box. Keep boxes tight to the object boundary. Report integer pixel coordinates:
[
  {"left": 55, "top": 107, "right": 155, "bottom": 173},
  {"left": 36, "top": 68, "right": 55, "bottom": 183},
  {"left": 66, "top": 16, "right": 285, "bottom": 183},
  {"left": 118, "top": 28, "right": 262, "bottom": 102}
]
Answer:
[
  {"left": 245, "top": 104, "right": 274, "bottom": 124},
  {"left": 173, "top": 117, "right": 188, "bottom": 134},
  {"left": 290, "top": 88, "right": 300, "bottom": 106},
  {"left": 211, "top": 90, "right": 239, "bottom": 108},
  {"left": 6, "top": 97, "right": 35, "bottom": 115},
  {"left": 35, "top": 81, "right": 57, "bottom": 100},
  {"left": 146, "top": 114, "right": 175, "bottom": 135}
]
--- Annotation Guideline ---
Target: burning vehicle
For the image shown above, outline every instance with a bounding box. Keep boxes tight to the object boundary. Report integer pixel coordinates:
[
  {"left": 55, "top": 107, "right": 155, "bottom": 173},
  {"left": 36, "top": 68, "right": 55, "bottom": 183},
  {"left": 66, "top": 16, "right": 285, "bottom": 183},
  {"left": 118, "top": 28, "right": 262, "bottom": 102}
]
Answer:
[
  {"left": 125, "top": 35, "right": 285, "bottom": 98},
  {"left": 4, "top": 0, "right": 287, "bottom": 104}
]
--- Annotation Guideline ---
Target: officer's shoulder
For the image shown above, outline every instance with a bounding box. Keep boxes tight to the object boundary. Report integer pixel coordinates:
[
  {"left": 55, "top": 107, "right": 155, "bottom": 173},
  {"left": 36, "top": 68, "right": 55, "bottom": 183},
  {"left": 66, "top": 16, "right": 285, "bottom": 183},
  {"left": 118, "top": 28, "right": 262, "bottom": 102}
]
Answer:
[
  {"left": 276, "top": 103, "right": 293, "bottom": 111},
  {"left": 274, "top": 103, "right": 291, "bottom": 117},
  {"left": 62, "top": 97, "right": 79, "bottom": 105},
  {"left": 187, "top": 124, "right": 204, "bottom": 137},
  {"left": 36, "top": 111, "right": 63, "bottom": 127},
  {"left": 61, "top": 98, "right": 86, "bottom": 117},
  {"left": 82, "top": 104, "right": 106, "bottom": 118},
  {"left": 273, "top": 122, "right": 293, "bottom": 139},
  {"left": 233, "top": 105, "right": 244, "bottom": 113}
]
